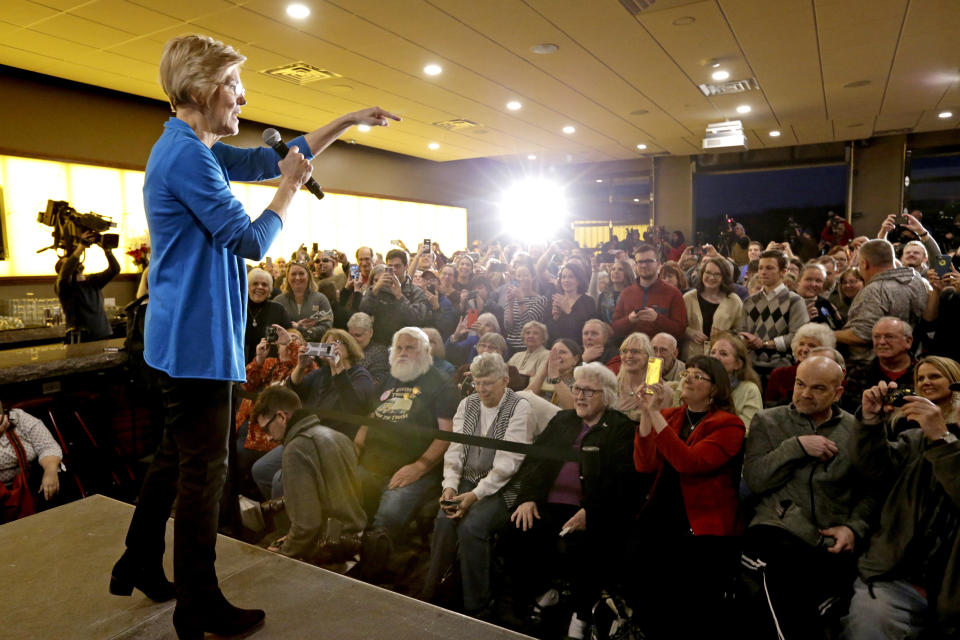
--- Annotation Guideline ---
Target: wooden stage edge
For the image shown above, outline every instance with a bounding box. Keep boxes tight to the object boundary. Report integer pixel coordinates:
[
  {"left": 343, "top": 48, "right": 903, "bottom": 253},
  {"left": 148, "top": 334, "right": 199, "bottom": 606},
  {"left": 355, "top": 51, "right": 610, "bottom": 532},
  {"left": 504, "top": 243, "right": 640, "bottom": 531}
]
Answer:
[{"left": 1, "top": 495, "right": 529, "bottom": 640}]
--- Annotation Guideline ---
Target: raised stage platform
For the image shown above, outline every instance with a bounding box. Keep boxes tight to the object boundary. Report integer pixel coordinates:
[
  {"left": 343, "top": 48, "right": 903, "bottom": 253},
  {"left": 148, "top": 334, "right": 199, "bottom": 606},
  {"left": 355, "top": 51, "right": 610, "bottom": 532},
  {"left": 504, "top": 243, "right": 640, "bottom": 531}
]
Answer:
[{"left": 1, "top": 495, "right": 530, "bottom": 639}]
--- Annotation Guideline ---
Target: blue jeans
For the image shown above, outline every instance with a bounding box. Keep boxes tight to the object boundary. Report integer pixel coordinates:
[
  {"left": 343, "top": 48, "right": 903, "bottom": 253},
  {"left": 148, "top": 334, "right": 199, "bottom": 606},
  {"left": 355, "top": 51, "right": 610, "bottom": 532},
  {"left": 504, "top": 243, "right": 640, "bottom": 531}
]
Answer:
[
  {"left": 841, "top": 577, "right": 928, "bottom": 640},
  {"left": 357, "top": 465, "right": 438, "bottom": 540},
  {"left": 422, "top": 478, "right": 509, "bottom": 611},
  {"left": 251, "top": 445, "right": 284, "bottom": 499}
]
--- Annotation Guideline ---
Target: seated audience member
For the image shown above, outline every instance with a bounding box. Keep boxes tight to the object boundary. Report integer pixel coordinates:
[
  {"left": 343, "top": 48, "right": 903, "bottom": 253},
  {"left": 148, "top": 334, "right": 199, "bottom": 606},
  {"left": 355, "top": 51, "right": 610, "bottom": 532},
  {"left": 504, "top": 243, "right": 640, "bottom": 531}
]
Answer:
[
  {"left": 419, "top": 269, "right": 458, "bottom": 340},
  {"left": 708, "top": 332, "right": 763, "bottom": 431},
  {"left": 591, "top": 259, "right": 635, "bottom": 324},
  {"left": 614, "top": 332, "right": 655, "bottom": 421},
  {"left": 829, "top": 267, "right": 865, "bottom": 318},
  {"left": 765, "top": 322, "right": 837, "bottom": 407},
  {"left": 346, "top": 312, "right": 390, "bottom": 386},
  {"left": 842, "top": 317, "right": 916, "bottom": 414},
  {"left": 526, "top": 338, "right": 583, "bottom": 409},
  {"left": 797, "top": 263, "right": 844, "bottom": 330},
  {"left": 612, "top": 244, "right": 687, "bottom": 340},
  {"left": 842, "top": 356, "right": 960, "bottom": 640},
  {"left": 746, "top": 273, "right": 763, "bottom": 296},
  {"left": 314, "top": 251, "right": 346, "bottom": 290},
  {"left": 250, "top": 386, "right": 366, "bottom": 562},
  {"left": 507, "top": 321, "right": 549, "bottom": 379},
  {"left": 445, "top": 312, "right": 501, "bottom": 367},
  {"left": 454, "top": 333, "right": 526, "bottom": 394},
  {"left": 273, "top": 261, "right": 333, "bottom": 341},
  {"left": 422, "top": 327, "right": 456, "bottom": 377},
  {"left": 651, "top": 332, "right": 686, "bottom": 382},
  {"left": 0, "top": 404, "right": 62, "bottom": 522},
  {"left": 738, "top": 250, "right": 809, "bottom": 375},
  {"left": 460, "top": 275, "right": 505, "bottom": 333},
  {"left": 359, "top": 249, "right": 431, "bottom": 345},
  {"left": 581, "top": 319, "right": 622, "bottom": 373},
  {"left": 741, "top": 356, "right": 879, "bottom": 639},
  {"left": 683, "top": 257, "right": 743, "bottom": 360},
  {"left": 421, "top": 353, "right": 532, "bottom": 617},
  {"left": 836, "top": 239, "right": 927, "bottom": 364},
  {"left": 244, "top": 267, "right": 290, "bottom": 364},
  {"left": 505, "top": 363, "right": 639, "bottom": 638},
  {"left": 253, "top": 329, "right": 380, "bottom": 500},
  {"left": 629, "top": 355, "right": 745, "bottom": 638},
  {"left": 547, "top": 263, "right": 598, "bottom": 346},
  {"left": 503, "top": 261, "right": 547, "bottom": 353},
  {"left": 355, "top": 328, "right": 460, "bottom": 578},
  {"left": 233, "top": 326, "right": 305, "bottom": 495},
  {"left": 659, "top": 261, "right": 689, "bottom": 292}
]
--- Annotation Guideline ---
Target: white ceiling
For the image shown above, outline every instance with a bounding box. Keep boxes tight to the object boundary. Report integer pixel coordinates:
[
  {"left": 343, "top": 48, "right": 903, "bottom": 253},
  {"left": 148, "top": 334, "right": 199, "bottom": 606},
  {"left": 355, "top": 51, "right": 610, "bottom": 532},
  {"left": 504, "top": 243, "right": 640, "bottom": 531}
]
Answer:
[{"left": 1, "top": 0, "right": 958, "bottom": 163}]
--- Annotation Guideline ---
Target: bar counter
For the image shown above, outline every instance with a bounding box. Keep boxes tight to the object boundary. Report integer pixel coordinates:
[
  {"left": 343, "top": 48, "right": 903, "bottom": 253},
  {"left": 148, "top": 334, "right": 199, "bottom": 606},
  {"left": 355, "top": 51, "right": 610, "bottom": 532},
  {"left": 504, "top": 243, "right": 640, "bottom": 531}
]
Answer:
[{"left": 0, "top": 337, "right": 127, "bottom": 385}]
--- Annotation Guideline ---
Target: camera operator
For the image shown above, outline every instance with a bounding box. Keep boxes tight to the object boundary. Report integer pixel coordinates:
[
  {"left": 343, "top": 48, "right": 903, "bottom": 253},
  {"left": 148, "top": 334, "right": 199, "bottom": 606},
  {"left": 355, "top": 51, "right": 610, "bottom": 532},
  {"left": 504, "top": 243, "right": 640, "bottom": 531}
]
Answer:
[
  {"left": 54, "top": 230, "right": 120, "bottom": 343},
  {"left": 820, "top": 212, "right": 854, "bottom": 250}
]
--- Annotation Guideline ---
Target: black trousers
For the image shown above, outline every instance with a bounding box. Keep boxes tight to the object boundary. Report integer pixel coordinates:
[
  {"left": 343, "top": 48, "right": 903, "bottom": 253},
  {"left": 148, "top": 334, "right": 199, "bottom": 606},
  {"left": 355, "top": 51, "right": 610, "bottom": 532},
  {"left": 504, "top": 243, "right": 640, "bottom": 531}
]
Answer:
[{"left": 122, "top": 370, "right": 232, "bottom": 602}]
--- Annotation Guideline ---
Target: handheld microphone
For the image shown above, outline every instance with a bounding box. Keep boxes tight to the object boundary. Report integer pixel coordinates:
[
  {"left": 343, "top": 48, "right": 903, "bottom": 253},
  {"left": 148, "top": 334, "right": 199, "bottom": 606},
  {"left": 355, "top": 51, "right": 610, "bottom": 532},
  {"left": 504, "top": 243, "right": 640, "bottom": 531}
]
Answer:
[{"left": 262, "top": 128, "right": 324, "bottom": 200}]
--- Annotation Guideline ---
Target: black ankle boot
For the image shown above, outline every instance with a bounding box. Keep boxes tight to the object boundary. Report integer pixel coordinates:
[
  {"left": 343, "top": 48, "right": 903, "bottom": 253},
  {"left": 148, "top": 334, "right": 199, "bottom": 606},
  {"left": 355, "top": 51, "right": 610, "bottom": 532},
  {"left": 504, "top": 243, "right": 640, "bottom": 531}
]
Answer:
[
  {"left": 109, "top": 552, "right": 175, "bottom": 602},
  {"left": 172, "top": 592, "right": 265, "bottom": 640}
]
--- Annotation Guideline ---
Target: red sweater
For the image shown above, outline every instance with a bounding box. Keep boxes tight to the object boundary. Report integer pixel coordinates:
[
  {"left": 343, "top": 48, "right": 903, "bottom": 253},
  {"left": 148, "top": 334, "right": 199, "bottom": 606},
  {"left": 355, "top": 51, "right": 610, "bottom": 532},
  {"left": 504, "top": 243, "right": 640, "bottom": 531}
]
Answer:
[
  {"left": 611, "top": 280, "right": 687, "bottom": 338},
  {"left": 634, "top": 406, "right": 745, "bottom": 536}
]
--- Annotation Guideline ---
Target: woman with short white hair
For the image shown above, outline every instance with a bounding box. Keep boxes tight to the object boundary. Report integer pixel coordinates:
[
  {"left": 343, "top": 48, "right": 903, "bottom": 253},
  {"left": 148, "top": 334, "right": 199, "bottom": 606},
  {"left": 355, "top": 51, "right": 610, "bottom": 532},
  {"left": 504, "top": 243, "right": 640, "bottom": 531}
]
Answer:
[
  {"left": 347, "top": 312, "right": 389, "bottom": 385},
  {"left": 507, "top": 320, "right": 549, "bottom": 378},
  {"left": 244, "top": 267, "right": 290, "bottom": 363},
  {"left": 445, "top": 311, "right": 502, "bottom": 367},
  {"left": 765, "top": 322, "right": 837, "bottom": 407}
]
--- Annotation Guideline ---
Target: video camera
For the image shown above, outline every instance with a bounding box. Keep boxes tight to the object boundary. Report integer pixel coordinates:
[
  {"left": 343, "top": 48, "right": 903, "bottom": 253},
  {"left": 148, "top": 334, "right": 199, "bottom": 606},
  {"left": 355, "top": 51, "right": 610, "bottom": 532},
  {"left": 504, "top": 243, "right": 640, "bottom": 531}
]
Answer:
[{"left": 37, "top": 199, "right": 119, "bottom": 255}]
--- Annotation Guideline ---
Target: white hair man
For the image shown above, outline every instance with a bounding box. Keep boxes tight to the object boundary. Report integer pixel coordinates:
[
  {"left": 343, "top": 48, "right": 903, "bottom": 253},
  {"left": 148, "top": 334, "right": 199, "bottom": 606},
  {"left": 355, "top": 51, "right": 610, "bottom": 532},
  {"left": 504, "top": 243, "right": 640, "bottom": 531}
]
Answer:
[
  {"left": 355, "top": 327, "right": 460, "bottom": 579},
  {"left": 651, "top": 332, "right": 686, "bottom": 382},
  {"left": 421, "top": 353, "right": 532, "bottom": 616}
]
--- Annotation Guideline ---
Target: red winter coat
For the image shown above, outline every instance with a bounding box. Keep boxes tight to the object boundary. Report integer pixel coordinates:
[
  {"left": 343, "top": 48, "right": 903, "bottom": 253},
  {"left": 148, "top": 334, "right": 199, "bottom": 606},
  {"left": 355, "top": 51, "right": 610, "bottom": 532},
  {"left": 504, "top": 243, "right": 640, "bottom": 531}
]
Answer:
[{"left": 634, "top": 406, "right": 745, "bottom": 536}]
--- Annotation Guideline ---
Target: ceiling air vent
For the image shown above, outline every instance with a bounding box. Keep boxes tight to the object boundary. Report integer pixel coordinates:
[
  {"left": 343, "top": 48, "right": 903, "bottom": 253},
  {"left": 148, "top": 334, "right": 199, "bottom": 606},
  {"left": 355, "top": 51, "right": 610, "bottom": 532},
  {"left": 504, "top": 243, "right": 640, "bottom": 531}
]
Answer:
[
  {"left": 432, "top": 118, "right": 481, "bottom": 131},
  {"left": 874, "top": 127, "right": 912, "bottom": 136},
  {"left": 618, "top": 0, "right": 703, "bottom": 15},
  {"left": 698, "top": 78, "right": 759, "bottom": 96},
  {"left": 261, "top": 62, "right": 341, "bottom": 85}
]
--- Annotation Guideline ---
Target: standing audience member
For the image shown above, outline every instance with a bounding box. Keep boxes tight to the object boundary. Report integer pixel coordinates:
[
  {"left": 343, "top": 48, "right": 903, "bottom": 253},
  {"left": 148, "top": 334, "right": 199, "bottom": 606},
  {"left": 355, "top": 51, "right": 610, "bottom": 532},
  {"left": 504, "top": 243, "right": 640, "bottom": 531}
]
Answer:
[
  {"left": 503, "top": 262, "right": 547, "bottom": 353},
  {"left": 421, "top": 353, "right": 532, "bottom": 617},
  {"left": 836, "top": 239, "right": 927, "bottom": 364},
  {"left": 420, "top": 269, "right": 458, "bottom": 340},
  {"left": 355, "top": 328, "right": 459, "bottom": 579},
  {"left": 244, "top": 267, "right": 290, "bottom": 364},
  {"left": 547, "top": 264, "right": 597, "bottom": 346},
  {"left": 629, "top": 356, "right": 746, "bottom": 639},
  {"left": 591, "top": 260, "right": 635, "bottom": 324},
  {"left": 274, "top": 261, "right": 333, "bottom": 341},
  {"left": 651, "top": 332, "right": 686, "bottom": 382},
  {"left": 796, "top": 263, "right": 844, "bottom": 330},
  {"left": 843, "top": 357, "right": 960, "bottom": 640},
  {"left": 360, "top": 248, "right": 430, "bottom": 345},
  {"left": 612, "top": 244, "right": 687, "bottom": 340},
  {"left": 683, "top": 257, "right": 743, "bottom": 360},
  {"left": 738, "top": 250, "right": 809, "bottom": 376},
  {"left": 829, "top": 268, "right": 864, "bottom": 318},
  {"left": 741, "top": 356, "right": 879, "bottom": 639}
]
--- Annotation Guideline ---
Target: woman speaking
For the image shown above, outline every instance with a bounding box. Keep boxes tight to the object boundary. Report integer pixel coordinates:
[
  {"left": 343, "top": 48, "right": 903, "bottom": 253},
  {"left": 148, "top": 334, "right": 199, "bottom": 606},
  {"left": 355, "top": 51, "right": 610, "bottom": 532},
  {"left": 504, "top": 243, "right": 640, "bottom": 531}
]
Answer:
[{"left": 108, "top": 34, "right": 398, "bottom": 640}]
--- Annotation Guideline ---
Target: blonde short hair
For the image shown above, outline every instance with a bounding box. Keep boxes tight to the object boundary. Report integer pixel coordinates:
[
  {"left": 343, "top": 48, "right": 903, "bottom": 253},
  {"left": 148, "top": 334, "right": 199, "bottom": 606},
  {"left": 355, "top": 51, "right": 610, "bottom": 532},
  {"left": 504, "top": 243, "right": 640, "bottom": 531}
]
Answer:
[{"left": 159, "top": 35, "right": 246, "bottom": 112}]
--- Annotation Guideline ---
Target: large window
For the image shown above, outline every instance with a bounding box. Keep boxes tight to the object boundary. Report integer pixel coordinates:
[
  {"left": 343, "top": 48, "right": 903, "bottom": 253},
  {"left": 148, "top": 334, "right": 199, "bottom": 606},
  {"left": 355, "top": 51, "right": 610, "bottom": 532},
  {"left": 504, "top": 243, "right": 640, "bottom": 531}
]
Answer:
[
  {"left": 906, "top": 152, "right": 960, "bottom": 251},
  {"left": 693, "top": 165, "right": 848, "bottom": 245},
  {"left": 0, "top": 154, "right": 466, "bottom": 276}
]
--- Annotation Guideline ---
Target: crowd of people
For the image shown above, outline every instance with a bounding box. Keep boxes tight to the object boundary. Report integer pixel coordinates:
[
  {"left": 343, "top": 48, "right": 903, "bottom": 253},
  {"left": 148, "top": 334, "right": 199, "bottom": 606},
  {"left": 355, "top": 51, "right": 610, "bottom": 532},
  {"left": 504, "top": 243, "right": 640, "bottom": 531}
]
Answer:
[{"left": 230, "top": 207, "right": 960, "bottom": 639}]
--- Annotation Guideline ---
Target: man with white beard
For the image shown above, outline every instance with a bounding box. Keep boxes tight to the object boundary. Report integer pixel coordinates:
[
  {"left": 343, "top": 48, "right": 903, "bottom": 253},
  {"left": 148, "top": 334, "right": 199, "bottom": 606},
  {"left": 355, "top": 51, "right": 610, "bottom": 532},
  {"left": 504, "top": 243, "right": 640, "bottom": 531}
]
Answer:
[{"left": 355, "top": 327, "right": 459, "bottom": 578}]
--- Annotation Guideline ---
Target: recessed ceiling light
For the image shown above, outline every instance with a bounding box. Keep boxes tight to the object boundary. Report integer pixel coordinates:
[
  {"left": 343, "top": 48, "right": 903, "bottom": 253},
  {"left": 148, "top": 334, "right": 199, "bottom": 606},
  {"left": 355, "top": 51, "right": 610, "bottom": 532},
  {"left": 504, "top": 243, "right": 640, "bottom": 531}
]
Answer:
[
  {"left": 562, "top": 125, "right": 575, "bottom": 134},
  {"left": 357, "top": 124, "right": 371, "bottom": 132},
  {"left": 636, "top": 144, "right": 647, "bottom": 150},
  {"left": 506, "top": 101, "right": 522, "bottom": 111},
  {"left": 769, "top": 130, "right": 781, "bottom": 137},
  {"left": 286, "top": 4, "right": 310, "bottom": 19},
  {"left": 939, "top": 111, "right": 954, "bottom": 119},
  {"left": 423, "top": 64, "right": 442, "bottom": 76},
  {"left": 633, "top": 198, "right": 640, "bottom": 203},
  {"left": 596, "top": 179, "right": 603, "bottom": 183},
  {"left": 527, "top": 154, "right": 537, "bottom": 160},
  {"left": 673, "top": 16, "right": 696, "bottom": 26},
  {"left": 736, "top": 105, "right": 752, "bottom": 114},
  {"left": 428, "top": 142, "right": 440, "bottom": 150},
  {"left": 712, "top": 70, "right": 730, "bottom": 81},
  {"left": 530, "top": 43, "right": 559, "bottom": 54}
]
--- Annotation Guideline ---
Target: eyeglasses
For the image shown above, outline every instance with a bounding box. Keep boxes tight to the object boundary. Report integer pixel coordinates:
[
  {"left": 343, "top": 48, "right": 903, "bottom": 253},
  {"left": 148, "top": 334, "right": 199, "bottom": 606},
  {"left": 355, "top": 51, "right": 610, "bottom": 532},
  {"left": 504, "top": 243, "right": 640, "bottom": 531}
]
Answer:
[
  {"left": 217, "top": 80, "right": 245, "bottom": 100},
  {"left": 681, "top": 371, "right": 713, "bottom": 383},
  {"left": 571, "top": 386, "right": 602, "bottom": 398}
]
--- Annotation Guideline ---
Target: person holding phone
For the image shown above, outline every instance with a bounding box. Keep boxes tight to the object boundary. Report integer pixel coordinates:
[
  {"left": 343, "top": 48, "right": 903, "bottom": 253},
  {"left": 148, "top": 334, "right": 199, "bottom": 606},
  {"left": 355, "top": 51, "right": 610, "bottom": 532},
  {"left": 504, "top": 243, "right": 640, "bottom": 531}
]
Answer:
[{"left": 628, "top": 355, "right": 745, "bottom": 638}]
